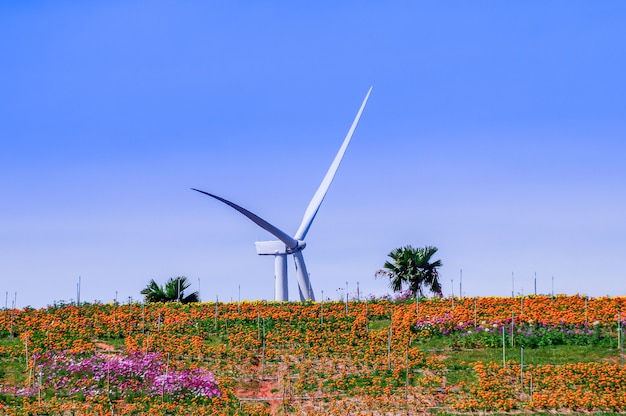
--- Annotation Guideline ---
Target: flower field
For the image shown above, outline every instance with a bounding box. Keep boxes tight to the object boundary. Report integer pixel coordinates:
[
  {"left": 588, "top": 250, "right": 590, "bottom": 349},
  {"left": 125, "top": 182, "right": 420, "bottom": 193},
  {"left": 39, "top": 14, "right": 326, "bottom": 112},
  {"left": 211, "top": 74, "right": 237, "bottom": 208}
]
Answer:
[{"left": 1, "top": 295, "right": 625, "bottom": 414}]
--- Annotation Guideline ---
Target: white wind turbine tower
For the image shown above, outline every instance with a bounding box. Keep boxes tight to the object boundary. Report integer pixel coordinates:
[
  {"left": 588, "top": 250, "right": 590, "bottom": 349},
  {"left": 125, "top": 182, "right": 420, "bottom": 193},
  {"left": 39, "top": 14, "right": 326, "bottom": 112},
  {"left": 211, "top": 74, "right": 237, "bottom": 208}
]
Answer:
[{"left": 193, "top": 87, "right": 372, "bottom": 301}]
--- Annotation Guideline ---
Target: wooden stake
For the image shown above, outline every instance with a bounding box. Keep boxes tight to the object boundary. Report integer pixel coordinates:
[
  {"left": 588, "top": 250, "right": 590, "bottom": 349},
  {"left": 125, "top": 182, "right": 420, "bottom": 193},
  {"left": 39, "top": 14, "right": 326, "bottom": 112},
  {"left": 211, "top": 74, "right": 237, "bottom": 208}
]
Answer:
[
  {"left": 474, "top": 298, "right": 477, "bottom": 328},
  {"left": 387, "top": 325, "right": 393, "bottom": 370},
  {"left": 502, "top": 326, "right": 506, "bottom": 367}
]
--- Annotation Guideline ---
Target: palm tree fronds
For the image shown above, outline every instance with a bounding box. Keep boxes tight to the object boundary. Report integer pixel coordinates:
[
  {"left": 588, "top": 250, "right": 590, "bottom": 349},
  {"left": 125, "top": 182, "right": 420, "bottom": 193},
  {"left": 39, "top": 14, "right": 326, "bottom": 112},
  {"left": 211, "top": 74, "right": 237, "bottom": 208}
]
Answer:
[
  {"left": 375, "top": 245, "right": 443, "bottom": 298},
  {"left": 141, "top": 276, "right": 200, "bottom": 303}
]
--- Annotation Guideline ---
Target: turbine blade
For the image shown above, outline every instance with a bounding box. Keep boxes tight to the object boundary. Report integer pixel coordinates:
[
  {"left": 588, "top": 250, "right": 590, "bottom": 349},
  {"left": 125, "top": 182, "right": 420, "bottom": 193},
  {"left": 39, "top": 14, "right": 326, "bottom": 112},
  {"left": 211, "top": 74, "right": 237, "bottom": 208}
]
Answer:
[
  {"left": 294, "top": 87, "right": 372, "bottom": 240},
  {"left": 293, "top": 251, "right": 315, "bottom": 301},
  {"left": 192, "top": 188, "right": 298, "bottom": 249}
]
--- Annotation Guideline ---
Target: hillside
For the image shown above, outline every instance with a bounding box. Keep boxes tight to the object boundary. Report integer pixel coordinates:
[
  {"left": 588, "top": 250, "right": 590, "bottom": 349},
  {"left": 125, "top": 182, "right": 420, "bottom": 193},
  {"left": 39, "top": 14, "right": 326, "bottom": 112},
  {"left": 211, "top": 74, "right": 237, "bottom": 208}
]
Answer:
[{"left": 1, "top": 296, "right": 625, "bottom": 414}]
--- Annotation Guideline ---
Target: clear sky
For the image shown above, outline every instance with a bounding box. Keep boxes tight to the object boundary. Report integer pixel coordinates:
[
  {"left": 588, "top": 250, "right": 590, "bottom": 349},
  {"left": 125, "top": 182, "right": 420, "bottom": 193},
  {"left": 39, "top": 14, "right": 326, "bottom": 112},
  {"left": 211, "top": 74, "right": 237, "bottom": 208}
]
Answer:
[{"left": 2, "top": 2, "right": 625, "bottom": 308}]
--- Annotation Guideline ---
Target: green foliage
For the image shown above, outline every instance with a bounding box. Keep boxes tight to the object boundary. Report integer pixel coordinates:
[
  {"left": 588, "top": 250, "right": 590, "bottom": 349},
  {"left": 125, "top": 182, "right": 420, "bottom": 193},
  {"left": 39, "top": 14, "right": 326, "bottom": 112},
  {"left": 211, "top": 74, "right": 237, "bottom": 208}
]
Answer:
[
  {"left": 367, "top": 318, "right": 391, "bottom": 331},
  {"left": 415, "top": 332, "right": 617, "bottom": 367},
  {"left": 375, "top": 245, "right": 442, "bottom": 297},
  {"left": 140, "top": 276, "right": 199, "bottom": 304},
  {"left": 448, "top": 323, "right": 616, "bottom": 350}
]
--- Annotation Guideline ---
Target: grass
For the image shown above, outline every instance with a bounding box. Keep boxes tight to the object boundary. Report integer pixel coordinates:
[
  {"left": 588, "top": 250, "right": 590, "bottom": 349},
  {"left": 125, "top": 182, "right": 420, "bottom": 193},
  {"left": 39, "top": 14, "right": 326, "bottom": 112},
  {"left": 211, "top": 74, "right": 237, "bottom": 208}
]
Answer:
[
  {"left": 362, "top": 319, "right": 621, "bottom": 386},
  {"left": 0, "top": 338, "right": 27, "bottom": 386},
  {"left": 363, "top": 318, "right": 621, "bottom": 385},
  {"left": 442, "top": 343, "right": 617, "bottom": 366},
  {"left": 411, "top": 336, "right": 620, "bottom": 386},
  {"left": 368, "top": 318, "right": 392, "bottom": 331}
]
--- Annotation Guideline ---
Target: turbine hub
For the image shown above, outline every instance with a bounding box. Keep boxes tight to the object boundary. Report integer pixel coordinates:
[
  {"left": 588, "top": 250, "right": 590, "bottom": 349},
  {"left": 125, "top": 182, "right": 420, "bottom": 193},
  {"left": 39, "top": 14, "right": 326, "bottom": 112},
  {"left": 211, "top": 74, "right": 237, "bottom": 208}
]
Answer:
[{"left": 289, "top": 240, "right": 306, "bottom": 253}]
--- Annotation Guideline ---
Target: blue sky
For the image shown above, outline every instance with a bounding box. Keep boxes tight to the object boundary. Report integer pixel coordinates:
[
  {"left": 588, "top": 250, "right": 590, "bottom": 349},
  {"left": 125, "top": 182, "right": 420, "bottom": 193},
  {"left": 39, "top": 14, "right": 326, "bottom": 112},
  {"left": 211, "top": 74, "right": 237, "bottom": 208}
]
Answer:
[{"left": 2, "top": 2, "right": 625, "bottom": 308}]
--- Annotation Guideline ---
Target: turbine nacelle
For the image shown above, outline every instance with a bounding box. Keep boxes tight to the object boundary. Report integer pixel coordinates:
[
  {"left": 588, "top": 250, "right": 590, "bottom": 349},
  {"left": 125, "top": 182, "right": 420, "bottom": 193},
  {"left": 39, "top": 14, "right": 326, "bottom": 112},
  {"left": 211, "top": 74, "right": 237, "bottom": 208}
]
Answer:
[{"left": 255, "top": 240, "right": 306, "bottom": 255}]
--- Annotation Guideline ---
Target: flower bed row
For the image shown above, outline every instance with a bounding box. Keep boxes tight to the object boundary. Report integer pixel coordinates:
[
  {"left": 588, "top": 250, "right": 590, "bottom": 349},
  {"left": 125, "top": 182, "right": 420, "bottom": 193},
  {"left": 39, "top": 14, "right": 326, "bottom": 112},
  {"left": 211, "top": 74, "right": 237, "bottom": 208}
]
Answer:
[
  {"left": 0, "top": 296, "right": 625, "bottom": 414},
  {"left": 2, "top": 351, "right": 220, "bottom": 401},
  {"left": 451, "top": 361, "right": 626, "bottom": 412}
]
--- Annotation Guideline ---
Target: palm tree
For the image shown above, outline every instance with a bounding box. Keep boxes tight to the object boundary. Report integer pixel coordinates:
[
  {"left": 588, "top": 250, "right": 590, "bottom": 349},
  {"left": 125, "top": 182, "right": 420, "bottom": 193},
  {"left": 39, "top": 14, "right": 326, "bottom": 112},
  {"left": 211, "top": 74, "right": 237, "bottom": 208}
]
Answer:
[
  {"left": 375, "top": 245, "right": 443, "bottom": 297},
  {"left": 140, "top": 276, "right": 200, "bottom": 303}
]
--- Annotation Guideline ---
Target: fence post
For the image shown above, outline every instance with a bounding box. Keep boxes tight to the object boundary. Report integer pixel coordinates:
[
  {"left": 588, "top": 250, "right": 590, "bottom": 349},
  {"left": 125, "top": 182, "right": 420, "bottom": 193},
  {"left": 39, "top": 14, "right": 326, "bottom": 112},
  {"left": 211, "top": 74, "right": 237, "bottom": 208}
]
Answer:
[
  {"left": 405, "top": 339, "right": 410, "bottom": 413},
  {"left": 619, "top": 312, "right": 623, "bottom": 365},
  {"left": 261, "top": 318, "right": 266, "bottom": 379},
  {"left": 282, "top": 373, "right": 287, "bottom": 413},
  {"left": 511, "top": 311, "right": 515, "bottom": 347},
  {"left": 502, "top": 326, "right": 506, "bottom": 367},
  {"left": 365, "top": 301, "right": 369, "bottom": 331},
  {"left": 32, "top": 355, "right": 36, "bottom": 389},
  {"left": 214, "top": 296, "right": 219, "bottom": 332},
  {"left": 38, "top": 371, "right": 42, "bottom": 404},
  {"left": 10, "top": 306, "right": 14, "bottom": 340},
  {"left": 387, "top": 325, "right": 393, "bottom": 370},
  {"left": 321, "top": 290, "right": 324, "bottom": 324},
  {"left": 620, "top": 319, "right": 624, "bottom": 365},
  {"left": 473, "top": 298, "right": 477, "bottom": 329},
  {"left": 519, "top": 345, "right": 524, "bottom": 392}
]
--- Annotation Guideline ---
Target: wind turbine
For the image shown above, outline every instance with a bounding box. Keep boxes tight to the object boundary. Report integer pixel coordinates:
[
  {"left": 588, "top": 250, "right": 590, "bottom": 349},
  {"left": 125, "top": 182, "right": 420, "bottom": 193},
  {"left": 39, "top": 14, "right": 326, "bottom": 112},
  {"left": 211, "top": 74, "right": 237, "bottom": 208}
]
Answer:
[{"left": 193, "top": 87, "right": 372, "bottom": 301}]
